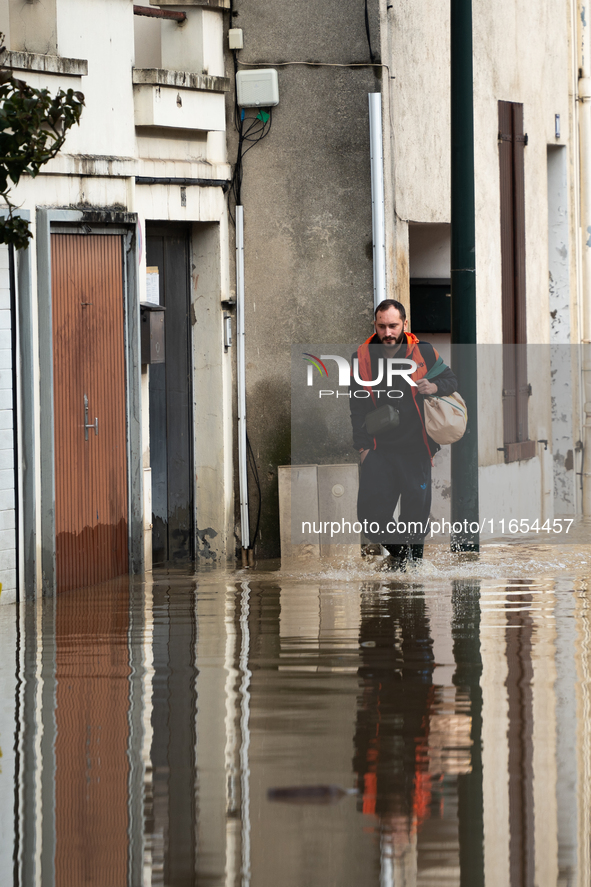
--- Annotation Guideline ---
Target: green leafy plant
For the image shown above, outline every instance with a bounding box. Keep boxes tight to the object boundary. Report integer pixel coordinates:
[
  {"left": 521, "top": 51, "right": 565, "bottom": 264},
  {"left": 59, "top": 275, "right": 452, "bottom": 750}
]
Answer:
[{"left": 0, "top": 37, "right": 84, "bottom": 248}]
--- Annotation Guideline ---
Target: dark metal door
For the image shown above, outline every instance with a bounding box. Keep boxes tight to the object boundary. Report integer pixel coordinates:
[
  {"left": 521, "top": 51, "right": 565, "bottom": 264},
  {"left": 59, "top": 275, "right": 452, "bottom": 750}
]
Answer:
[
  {"left": 52, "top": 233, "right": 129, "bottom": 591},
  {"left": 146, "top": 225, "right": 194, "bottom": 565}
]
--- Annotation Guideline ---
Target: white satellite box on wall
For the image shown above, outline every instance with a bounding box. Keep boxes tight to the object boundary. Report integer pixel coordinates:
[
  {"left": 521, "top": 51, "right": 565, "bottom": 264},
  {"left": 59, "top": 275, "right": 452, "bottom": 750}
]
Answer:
[{"left": 236, "top": 69, "right": 279, "bottom": 108}]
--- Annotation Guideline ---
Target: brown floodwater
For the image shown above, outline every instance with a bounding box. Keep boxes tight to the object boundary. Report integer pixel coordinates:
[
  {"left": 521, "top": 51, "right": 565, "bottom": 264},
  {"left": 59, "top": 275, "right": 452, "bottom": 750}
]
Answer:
[{"left": 1, "top": 543, "right": 590, "bottom": 886}]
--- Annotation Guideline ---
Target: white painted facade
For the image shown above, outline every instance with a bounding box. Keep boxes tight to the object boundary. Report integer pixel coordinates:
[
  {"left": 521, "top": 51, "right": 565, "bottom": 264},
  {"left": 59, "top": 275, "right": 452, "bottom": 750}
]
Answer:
[
  {"left": 0, "top": 0, "right": 235, "bottom": 599},
  {"left": 380, "top": 0, "right": 584, "bottom": 529}
]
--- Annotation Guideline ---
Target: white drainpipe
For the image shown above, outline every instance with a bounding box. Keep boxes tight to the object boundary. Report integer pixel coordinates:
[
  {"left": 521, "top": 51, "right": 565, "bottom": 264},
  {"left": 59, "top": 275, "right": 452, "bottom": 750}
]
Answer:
[
  {"left": 369, "top": 93, "right": 387, "bottom": 310},
  {"left": 236, "top": 206, "right": 250, "bottom": 551}
]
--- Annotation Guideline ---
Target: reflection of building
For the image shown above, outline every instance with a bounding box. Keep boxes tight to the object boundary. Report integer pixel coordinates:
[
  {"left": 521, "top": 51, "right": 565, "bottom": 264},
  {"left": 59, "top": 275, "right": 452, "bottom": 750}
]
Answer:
[
  {"left": 353, "top": 586, "right": 437, "bottom": 886},
  {"left": 54, "top": 589, "right": 131, "bottom": 884},
  {"left": 352, "top": 583, "right": 478, "bottom": 886},
  {"left": 0, "top": 603, "right": 18, "bottom": 875},
  {"left": 4, "top": 573, "right": 591, "bottom": 885},
  {"left": 11, "top": 579, "right": 214, "bottom": 886},
  {"left": 479, "top": 578, "right": 591, "bottom": 887},
  {"left": 248, "top": 581, "right": 377, "bottom": 886}
]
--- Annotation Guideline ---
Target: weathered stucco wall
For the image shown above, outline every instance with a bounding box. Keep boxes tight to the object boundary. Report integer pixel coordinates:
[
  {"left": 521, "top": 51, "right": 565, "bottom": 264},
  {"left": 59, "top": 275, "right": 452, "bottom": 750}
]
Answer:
[
  {"left": 472, "top": 0, "right": 575, "bottom": 346},
  {"left": 386, "top": 0, "right": 451, "bottom": 227},
  {"left": 227, "top": 0, "right": 382, "bottom": 556},
  {"left": 383, "top": 0, "right": 575, "bottom": 341},
  {"left": 472, "top": 0, "right": 574, "bottom": 472}
]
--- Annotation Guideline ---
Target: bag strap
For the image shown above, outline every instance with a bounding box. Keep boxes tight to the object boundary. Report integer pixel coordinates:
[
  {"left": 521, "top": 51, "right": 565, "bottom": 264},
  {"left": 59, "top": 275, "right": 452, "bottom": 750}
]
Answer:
[
  {"left": 430, "top": 394, "right": 468, "bottom": 419},
  {"left": 423, "top": 355, "right": 447, "bottom": 380}
]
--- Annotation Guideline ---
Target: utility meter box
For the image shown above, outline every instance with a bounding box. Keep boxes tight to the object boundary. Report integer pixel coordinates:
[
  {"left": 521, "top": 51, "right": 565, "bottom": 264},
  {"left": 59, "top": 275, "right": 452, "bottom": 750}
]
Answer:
[
  {"left": 140, "top": 304, "right": 166, "bottom": 365},
  {"left": 236, "top": 68, "right": 279, "bottom": 108}
]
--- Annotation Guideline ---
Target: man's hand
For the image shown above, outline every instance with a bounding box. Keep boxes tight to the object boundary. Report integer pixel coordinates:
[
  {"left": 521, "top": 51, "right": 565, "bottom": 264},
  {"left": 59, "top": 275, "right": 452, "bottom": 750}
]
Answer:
[
  {"left": 416, "top": 379, "right": 438, "bottom": 396},
  {"left": 360, "top": 449, "right": 370, "bottom": 463}
]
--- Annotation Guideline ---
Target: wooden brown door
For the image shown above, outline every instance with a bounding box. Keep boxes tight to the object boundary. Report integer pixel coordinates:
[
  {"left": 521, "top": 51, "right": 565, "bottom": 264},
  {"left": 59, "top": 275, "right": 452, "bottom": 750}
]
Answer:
[{"left": 52, "top": 233, "right": 128, "bottom": 591}]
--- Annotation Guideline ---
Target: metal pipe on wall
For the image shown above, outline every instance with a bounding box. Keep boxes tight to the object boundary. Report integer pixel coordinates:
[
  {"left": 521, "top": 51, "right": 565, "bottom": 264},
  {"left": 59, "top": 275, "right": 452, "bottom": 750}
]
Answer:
[
  {"left": 236, "top": 206, "right": 250, "bottom": 552},
  {"left": 578, "top": 0, "right": 591, "bottom": 514},
  {"left": 369, "top": 93, "right": 387, "bottom": 310}
]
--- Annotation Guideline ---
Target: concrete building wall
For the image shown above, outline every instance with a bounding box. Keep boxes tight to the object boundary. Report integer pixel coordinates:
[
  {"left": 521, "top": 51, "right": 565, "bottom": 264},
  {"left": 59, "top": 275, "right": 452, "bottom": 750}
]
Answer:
[{"left": 226, "top": 0, "right": 382, "bottom": 556}]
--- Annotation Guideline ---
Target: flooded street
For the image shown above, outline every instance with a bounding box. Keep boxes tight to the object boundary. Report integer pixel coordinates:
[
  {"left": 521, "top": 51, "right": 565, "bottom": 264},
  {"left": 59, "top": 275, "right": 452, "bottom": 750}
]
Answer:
[{"left": 1, "top": 545, "right": 591, "bottom": 886}]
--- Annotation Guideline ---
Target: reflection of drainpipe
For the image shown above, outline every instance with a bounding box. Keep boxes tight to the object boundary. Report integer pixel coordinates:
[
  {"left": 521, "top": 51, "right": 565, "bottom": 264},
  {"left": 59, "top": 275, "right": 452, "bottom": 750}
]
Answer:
[
  {"left": 579, "top": 1, "right": 591, "bottom": 514},
  {"left": 239, "top": 581, "right": 252, "bottom": 887},
  {"left": 224, "top": 590, "right": 240, "bottom": 886},
  {"left": 223, "top": 582, "right": 251, "bottom": 885},
  {"left": 379, "top": 831, "right": 394, "bottom": 887}
]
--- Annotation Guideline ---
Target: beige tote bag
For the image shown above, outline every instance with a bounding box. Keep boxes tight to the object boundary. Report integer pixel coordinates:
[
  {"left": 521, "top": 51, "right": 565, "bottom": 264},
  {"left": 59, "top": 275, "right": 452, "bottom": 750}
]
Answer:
[{"left": 423, "top": 392, "right": 468, "bottom": 445}]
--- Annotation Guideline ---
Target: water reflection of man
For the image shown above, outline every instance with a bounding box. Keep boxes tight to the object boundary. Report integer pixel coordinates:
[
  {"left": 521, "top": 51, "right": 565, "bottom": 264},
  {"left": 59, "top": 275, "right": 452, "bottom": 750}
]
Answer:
[{"left": 352, "top": 585, "right": 436, "bottom": 855}]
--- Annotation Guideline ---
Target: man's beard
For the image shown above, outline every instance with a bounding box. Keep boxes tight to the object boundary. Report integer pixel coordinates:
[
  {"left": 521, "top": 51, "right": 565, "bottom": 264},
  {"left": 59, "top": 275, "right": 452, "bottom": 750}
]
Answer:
[{"left": 378, "top": 330, "right": 406, "bottom": 347}]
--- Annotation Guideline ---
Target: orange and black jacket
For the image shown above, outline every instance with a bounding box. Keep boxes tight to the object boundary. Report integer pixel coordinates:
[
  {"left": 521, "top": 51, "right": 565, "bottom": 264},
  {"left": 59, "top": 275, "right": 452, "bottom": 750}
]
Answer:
[{"left": 350, "top": 332, "right": 457, "bottom": 456}]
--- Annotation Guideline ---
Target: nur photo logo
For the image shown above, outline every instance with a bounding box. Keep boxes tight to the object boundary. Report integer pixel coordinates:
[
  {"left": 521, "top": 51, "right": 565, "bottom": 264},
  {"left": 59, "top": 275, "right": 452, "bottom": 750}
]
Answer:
[{"left": 302, "top": 352, "right": 419, "bottom": 397}]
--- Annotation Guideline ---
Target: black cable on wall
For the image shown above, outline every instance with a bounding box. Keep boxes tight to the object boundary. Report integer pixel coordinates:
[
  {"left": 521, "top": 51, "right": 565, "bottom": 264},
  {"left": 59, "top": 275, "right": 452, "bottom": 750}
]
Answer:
[{"left": 365, "top": 0, "right": 376, "bottom": 63}]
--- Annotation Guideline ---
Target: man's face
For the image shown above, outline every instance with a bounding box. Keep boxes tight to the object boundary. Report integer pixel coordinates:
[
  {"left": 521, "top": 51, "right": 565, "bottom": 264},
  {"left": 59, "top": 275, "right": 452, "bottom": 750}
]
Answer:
[{"left": 374, "top": 307, "right": 408, "bottom": 347}]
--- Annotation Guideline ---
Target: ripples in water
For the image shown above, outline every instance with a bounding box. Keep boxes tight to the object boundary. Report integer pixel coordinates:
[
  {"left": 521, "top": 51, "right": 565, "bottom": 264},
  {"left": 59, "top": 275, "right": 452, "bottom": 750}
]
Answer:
[{"left": 0, "top": 542, "right": 589, "bottom": 885}]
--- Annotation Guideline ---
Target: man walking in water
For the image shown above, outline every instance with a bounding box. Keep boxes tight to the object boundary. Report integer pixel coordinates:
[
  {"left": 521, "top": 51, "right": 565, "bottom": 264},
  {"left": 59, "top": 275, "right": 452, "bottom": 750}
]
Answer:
[{"left": 350, "top": 299, "right": 457, "bottom": 569}]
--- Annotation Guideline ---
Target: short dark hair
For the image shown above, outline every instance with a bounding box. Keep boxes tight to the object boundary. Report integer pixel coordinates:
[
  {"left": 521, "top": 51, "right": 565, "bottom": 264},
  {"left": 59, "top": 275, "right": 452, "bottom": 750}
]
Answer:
[{"left": 374, "top": 299, "right": 406, "bottom": 321}]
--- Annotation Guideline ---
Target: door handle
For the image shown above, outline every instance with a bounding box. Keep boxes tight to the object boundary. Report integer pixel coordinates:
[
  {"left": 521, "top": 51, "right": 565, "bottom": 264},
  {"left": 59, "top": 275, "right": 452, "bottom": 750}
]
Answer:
[{"left": 84, "top": 394, "right": 98, "bottom": 441}]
